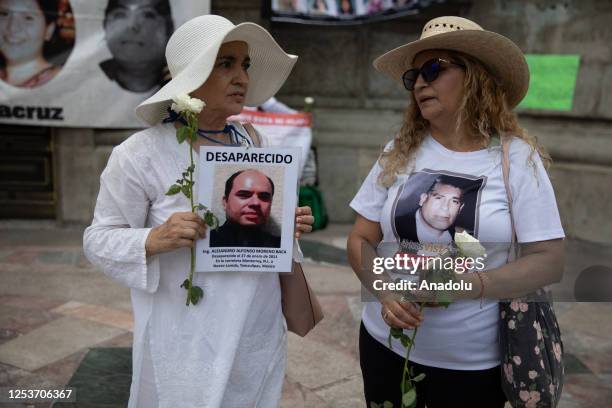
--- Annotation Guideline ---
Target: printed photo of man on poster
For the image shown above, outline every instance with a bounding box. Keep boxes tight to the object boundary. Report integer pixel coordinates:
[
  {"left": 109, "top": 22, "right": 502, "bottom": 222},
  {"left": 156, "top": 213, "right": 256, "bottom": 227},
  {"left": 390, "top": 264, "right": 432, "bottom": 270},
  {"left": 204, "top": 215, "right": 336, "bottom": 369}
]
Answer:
[{"left": 210, "top": 168, "right": 282, "bottom": 248}]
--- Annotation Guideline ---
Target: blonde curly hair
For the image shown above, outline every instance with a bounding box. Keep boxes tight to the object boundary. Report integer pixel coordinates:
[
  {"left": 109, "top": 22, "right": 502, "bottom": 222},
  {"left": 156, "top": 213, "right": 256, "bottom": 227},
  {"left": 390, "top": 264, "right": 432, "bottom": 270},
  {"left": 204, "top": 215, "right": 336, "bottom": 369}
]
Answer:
[{"left": 378, "top": 51, "right": 551, "bottom": 188}]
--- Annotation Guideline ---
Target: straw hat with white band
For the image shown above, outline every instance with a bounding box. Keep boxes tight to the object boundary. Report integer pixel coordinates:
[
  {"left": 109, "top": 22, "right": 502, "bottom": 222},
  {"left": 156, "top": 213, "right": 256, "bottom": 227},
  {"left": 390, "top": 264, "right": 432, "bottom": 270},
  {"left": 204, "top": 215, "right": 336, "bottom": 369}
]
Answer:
[
  {"left": 373, "top": 16, "right": 529, "bottom": 109},
  {"left": 136, "top": 15, "right": 297, "bottom": 126}
]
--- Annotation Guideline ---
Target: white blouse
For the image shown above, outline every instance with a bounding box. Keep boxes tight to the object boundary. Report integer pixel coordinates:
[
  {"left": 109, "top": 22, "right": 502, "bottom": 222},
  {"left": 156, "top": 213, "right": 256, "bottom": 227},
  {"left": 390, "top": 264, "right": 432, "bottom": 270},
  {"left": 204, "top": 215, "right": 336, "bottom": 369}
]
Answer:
[{"left": 84, "top": 122, "right": 287, "bottom": 408}]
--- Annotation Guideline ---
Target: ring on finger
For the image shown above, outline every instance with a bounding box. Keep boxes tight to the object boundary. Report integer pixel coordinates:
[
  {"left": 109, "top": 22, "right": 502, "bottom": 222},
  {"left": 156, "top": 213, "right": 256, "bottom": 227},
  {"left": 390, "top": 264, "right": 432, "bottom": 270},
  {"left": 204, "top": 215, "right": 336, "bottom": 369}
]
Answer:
[{"left": 382, "top": 309, "right": 390, "bottom": 320}]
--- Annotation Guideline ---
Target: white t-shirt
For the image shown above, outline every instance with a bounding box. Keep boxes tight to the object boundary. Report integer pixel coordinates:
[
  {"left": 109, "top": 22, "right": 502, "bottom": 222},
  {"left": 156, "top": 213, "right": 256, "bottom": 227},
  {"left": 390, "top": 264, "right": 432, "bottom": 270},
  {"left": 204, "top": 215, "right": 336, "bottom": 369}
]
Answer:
[{"left": 350, "top": 134, "right": 565, "bottom": 370}]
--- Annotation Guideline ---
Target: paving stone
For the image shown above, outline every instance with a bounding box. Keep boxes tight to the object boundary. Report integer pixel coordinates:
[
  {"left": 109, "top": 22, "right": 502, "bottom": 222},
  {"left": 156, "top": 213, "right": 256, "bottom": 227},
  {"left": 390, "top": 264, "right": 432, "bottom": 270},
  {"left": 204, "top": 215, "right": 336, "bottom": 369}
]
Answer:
[
  {"left": 557, "top": 303, "right": 612, "bottom": 341},
  {"left": 303, "top": 263, "right": 362, "bottom": 295},
  {"left": 54, "top": 348, "right": 132, "bottom": 408},
  {"left": 313, "top": 375, "right": 364, "bottom": 408},
  {"left": 346, "top": 295, "right": 363, "bottom": 323},
  {"left": 32, "top": 349, "right": 88, "bottom": 386},
  {"left": 0, "top": 266, "right": 131, "bottom": 307},
  {"left": 0, "top": 317, "right": 125, "bottom": 371},
  {"left": 563, "top": 373, "right": 612, "bottom": 407},
  {"left": 0, "top": 362, "right": 30, "bottom": 387},
  {"left": 2, "top": 249, "right": 39, "bottom": 265},
  {"left": 280, "top": 377, "right": 329, "bottom": 408},
  {"left": 0, "top": 295, "right": 65, "bottom": 312},
  {"left": 573, "top": 350, "right": 612, "bottom": 375},
  {"left": 307, "top": 296, "right": 360, "bottom": 358},
  {"left": 0, "top": 328, "right": 19, "bottom": 345},
  {"left": 36, "top": 250, "right": 80, "bottom": 266},
  {"left": 51, "top": 302, "right": 133, "bottom": 332},
  {"left": 96, "top": 332, "right": 134, "bottom": 348},
  {"left": 556, "top": 397, "right": 582, "bottom": 408},
  {"left": 561, "top": 327, "right": 612, "bottom": 356},
  {"left": 0, "top": 305, "right": 59, "bottom": 335},
  {"left": 286, "top": 333, "right": 361, "bottom": 390}
]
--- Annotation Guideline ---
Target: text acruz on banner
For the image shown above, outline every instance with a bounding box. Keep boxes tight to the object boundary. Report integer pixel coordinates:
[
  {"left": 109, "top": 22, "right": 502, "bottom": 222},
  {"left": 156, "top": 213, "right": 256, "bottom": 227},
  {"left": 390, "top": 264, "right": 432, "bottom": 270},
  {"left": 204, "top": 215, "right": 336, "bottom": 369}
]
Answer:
[{"left": 195, "top": 146, "right": 301, "bottom": 273}]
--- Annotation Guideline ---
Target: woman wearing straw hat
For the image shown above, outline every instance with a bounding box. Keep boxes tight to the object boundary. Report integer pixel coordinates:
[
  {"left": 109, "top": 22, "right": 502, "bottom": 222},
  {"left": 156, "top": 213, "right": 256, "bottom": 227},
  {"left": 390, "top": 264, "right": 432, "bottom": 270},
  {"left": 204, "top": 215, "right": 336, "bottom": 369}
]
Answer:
[
  {"left": 347, "top": 16, "right": 565, "bottom": 407},
  {"left": 84, "top": 15, "right": 314, "bottom": 407}
]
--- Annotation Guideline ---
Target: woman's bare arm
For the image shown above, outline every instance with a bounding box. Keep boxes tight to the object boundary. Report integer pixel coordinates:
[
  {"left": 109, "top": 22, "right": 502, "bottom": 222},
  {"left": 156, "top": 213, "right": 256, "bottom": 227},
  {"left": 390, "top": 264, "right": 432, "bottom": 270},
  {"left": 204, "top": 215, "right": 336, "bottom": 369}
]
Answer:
[{"left": 459, "top": 239, "right": 565, "bottom": 300}]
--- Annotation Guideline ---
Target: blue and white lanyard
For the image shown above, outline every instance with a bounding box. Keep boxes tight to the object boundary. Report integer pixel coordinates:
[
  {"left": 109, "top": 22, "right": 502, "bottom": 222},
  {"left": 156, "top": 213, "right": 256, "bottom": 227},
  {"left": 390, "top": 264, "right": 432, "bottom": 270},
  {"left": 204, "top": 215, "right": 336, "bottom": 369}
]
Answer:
[{"left": 163, "top": 107, "right": 251, "bottom": 147}]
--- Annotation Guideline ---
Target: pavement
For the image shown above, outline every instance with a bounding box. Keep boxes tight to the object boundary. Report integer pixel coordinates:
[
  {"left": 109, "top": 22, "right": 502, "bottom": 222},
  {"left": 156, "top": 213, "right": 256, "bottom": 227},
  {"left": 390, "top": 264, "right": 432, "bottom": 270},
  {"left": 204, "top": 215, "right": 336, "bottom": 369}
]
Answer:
[{"left": 0, "top": 222, "right": 611, "bottom": 407}]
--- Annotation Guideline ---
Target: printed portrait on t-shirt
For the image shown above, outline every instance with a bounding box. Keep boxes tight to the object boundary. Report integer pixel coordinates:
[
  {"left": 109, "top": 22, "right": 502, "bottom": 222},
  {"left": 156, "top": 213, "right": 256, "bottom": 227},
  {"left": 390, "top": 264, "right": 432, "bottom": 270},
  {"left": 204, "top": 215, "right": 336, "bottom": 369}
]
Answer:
[{"left": 392, "top": 170, "right": 486, "bottom": 245}]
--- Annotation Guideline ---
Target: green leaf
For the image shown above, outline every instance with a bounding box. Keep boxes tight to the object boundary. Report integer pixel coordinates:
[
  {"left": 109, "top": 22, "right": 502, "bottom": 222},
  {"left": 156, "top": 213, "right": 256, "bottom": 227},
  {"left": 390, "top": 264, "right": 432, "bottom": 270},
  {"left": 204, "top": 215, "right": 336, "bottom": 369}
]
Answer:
[
  {"left": 517, "top": 312, "right": 524, "bottom": 321},
  {"left": 402, "top": 389, "right": 416, "bottom": 407},
  {"left": 370, "top": 403, "right": 381, "bottom": 408},
  {"left": 383, "top": 402, "right": 393, "bottom": 408},
  {"left": 180, "top": 279, "right": 190, "bottom": 289},
  {"left": 400, "top": 335, "right": 412, "bottom": 348},
  {"left": 436, "top": 301, "right": 452, "bottom": 308},
  {"left": 412, "top": 373, "right": 425, "bottom": 382},
  {"left": 390, "top": 327, "right": 404, "bottom": 339},
  {"left": 181, "top": 185, "right": 191, "bottom": 199},
  {"left": 166, "top": 184, "right": 181, "bottom": 196},
  {"left": 189, "top": 285, "right": 204, "bottom": 305},
  {"left": 176, "top": 126, "right": 190, "bottom": 144},
  {"left": 187, "top": 164, "right": 195, "bottom": 173}
]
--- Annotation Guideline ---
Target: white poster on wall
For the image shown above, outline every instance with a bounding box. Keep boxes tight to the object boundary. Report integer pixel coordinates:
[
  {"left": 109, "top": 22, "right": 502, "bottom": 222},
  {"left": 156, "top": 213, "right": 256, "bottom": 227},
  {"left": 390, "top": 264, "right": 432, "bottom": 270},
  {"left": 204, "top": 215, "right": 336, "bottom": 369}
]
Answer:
[
  {"left": 195, "top": 146, "right": 300, "bottom": 273},
  {"left": 0, "top": 0, "right": 210, "bottom": 128},
  {"left": 229, "top": 109, "right": 312, "bottom": 177}
]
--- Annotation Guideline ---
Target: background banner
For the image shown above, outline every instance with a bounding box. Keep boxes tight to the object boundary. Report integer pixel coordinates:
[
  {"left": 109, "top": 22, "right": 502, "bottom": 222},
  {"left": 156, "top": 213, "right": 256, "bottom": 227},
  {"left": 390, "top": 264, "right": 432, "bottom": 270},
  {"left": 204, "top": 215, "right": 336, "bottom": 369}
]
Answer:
[
  {"left": 0, "top": 0, "right": 210, "bottom": 128},
  {"left": 269, "top": 0, "right": 446, "bottom": 25}
]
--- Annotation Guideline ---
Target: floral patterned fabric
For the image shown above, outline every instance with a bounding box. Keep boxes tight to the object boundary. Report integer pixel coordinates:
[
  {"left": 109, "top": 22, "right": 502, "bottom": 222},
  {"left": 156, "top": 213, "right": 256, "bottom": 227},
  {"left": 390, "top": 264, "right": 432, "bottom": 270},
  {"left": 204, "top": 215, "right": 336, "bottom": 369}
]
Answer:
[{"left": 500, "top": 290, "right": 564, "bottom": 408}]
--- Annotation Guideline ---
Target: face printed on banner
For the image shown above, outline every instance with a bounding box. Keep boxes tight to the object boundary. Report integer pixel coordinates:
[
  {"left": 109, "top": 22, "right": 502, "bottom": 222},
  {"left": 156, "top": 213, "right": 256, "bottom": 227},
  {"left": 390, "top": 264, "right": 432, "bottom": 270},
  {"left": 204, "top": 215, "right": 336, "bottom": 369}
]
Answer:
[
  {"left": 419, "top": 181, "right": 464, "bottom": 232},
  {"left": 191, "top": 41, "right": 250, "bottom": 119},
  {"left": 103, "top": 0, "right": 170, "bottom": 66},
  {"left": 223, "top": 170, "right": 274, "bottom": 227},
  {"left": 0, "top": 0, "right": 54, "bottom": 64}
]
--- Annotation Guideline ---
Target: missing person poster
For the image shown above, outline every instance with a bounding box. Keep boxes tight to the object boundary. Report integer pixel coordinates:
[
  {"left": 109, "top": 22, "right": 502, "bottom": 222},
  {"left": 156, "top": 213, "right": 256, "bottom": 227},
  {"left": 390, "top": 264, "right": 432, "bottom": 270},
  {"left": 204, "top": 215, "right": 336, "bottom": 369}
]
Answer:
[
  {"left": 195, "top": 146, "right": 301, "bottom": 273},
  {"left": 0, "top": 0, "right": 210, "bottom": 128}
]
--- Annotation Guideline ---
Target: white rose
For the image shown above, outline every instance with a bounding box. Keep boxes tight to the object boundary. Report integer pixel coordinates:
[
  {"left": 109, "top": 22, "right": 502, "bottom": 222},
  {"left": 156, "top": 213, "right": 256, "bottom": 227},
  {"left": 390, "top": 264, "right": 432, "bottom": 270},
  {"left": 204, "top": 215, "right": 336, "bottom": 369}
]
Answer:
[
  {"left": 171, "top": 94, "right": 205, "bottom": 114},
  {"left": 454, "top": 230, "right": 487, "bottom": 259}
]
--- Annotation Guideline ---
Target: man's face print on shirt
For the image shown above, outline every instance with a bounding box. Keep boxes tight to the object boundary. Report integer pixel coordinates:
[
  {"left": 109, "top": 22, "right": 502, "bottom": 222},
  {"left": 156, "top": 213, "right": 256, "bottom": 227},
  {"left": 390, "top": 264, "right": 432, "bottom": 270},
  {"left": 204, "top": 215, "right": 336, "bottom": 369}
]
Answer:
[{"left": 392, "top": 170, "right": 486, "bottom": 245}]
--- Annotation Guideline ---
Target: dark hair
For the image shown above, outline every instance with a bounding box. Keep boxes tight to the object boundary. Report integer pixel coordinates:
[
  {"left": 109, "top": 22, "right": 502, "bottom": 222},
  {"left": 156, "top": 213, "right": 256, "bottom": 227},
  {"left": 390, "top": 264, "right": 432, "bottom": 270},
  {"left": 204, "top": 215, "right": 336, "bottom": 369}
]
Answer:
[
  {"left": 103, "top": 0, "right": 174, "bottom": 36},
  {"left": 224, "top": 170, "right": 275, "bottom": 198},
  {"left": 426, "top": 175, "right": 466, "bottom": 201},
  {"left": 37, "top": 0, "right": 59, "bottom": 25}
]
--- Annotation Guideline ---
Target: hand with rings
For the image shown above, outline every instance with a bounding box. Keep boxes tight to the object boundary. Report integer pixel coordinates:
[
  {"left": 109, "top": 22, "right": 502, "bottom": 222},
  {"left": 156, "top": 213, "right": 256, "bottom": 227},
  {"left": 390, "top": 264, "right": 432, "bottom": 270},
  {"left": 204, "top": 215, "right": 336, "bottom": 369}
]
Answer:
[{"left": 381, "top": 298, "right": 423, "bottom": 330}]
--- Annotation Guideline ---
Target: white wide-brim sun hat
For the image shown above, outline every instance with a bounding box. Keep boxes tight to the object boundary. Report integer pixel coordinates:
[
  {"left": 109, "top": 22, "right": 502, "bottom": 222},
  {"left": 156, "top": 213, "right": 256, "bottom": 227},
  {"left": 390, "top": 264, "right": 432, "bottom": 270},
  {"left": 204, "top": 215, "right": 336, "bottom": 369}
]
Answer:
[
  {"left": 136, "top": 15, "right": 297, "bottom": 126},
  {"left": 373, "top": 16, "right": 529, "bottom": 109}
]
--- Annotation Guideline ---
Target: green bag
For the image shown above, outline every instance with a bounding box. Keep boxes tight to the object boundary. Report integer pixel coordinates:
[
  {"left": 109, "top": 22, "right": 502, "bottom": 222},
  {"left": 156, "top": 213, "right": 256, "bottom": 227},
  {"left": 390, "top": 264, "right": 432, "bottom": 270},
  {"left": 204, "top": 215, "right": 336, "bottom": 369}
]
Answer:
[{"left": 298, "top": 185, "right": 328, "bottom": 231}]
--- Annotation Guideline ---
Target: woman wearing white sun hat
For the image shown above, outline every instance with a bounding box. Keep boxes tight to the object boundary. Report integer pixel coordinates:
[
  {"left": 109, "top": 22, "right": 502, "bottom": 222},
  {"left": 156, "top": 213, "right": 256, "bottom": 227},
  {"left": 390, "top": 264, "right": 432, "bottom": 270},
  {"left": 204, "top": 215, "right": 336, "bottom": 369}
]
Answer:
[
  {"left": 347, "top": 16, "right": 565, "bottom": 407},
  {"left": 84, "top": 15, "right": 315, "bottom": 407}
]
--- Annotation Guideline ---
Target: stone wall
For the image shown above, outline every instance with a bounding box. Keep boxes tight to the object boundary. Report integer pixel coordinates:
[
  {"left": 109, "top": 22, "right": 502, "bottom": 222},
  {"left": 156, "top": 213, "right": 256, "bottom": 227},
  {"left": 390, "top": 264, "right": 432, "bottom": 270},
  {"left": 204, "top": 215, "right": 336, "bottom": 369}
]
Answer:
[{"left": 54, "top": 0, "right": 612, "bottom": 245}]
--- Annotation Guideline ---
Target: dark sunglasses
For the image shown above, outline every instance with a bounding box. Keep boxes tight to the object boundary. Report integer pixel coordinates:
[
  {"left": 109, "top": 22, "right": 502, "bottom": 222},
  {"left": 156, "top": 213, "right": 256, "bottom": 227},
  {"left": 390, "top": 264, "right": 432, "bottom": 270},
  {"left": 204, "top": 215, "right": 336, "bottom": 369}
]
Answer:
[{"left": 402, "top": 58, "right": 466, "bottom": 91}]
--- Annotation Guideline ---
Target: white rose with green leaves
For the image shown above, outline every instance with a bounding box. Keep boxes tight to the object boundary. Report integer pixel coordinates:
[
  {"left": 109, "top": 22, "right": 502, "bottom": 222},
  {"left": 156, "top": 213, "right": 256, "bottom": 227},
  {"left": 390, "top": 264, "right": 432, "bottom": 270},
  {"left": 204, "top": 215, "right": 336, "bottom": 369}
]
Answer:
[
  {"left": 454, "top": 230, "right": 487, "bottom": 259},
  {"left": 171, "top": 94, "right": 205, "bottom": 114}
]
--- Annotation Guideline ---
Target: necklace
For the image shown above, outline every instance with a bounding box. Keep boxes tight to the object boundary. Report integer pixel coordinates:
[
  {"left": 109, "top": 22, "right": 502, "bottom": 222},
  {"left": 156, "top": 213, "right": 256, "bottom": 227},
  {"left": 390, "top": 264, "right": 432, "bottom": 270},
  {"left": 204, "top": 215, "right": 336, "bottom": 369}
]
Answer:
[{"left": 162, "top": 107, "right": 252, "bottom": 147}]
